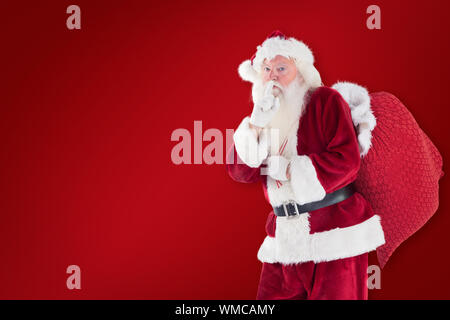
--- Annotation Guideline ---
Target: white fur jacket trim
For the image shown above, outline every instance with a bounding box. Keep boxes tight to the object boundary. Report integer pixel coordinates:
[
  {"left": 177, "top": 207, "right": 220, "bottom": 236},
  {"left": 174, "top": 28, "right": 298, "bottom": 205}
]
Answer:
[
  {"left": 332, "top": 82, "right": 376, "bottom": 157},
  {"left": 257, "top": 215, "right": 385, "bottom": 264}
]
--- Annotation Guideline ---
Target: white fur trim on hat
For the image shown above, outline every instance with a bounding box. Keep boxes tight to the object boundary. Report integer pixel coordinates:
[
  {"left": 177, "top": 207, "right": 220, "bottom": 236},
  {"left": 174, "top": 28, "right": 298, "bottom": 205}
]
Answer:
[
  {"left": 238, "top": 35, "right": 322, "bottom": 88},
  {"left": 252, "top": 36, "right": 315, "bottom": 69},
  {"left": 296, "top": 60, "right": 321, "bottom": 89}
]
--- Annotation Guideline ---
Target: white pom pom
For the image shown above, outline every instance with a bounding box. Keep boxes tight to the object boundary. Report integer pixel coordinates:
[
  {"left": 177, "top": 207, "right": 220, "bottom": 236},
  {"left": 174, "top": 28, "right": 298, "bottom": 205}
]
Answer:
[{"left": 238, "top": 60, "right": 258, "bottom": 83}]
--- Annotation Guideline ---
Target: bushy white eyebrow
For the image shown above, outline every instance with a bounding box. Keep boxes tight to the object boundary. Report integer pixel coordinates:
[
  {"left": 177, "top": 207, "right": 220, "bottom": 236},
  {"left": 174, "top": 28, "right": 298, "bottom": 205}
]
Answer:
[{"left": 262, "top": 62, "right": 288, "bottom": 68}]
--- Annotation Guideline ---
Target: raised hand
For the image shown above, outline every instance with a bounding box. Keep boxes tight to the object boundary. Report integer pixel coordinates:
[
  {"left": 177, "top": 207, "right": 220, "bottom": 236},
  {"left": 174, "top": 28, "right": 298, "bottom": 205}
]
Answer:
[{"left": 249, "top": 81, "right": 281, "bottom": 128}]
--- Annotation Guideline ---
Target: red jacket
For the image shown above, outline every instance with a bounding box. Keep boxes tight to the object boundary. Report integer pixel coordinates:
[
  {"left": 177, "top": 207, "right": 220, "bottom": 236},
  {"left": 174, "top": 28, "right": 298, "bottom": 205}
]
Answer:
[{"left": 227, "top": 86, "right": 385, "bottom": 264}]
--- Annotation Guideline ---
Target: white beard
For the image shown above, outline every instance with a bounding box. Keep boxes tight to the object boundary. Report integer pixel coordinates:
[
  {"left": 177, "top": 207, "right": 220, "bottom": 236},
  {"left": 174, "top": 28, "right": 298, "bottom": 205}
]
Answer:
[
  {"left": 252, "top": 74, "right": 310, "bottom": 153},
  {"left": 253, "top": 75, "right": 311, "bottom": 207}
]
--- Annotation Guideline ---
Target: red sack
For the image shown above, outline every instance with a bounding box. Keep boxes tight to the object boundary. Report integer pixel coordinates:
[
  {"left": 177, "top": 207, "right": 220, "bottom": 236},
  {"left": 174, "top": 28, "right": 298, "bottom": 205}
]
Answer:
[{"left": 353, "top": 92, "right": 445, "bottom": 268}]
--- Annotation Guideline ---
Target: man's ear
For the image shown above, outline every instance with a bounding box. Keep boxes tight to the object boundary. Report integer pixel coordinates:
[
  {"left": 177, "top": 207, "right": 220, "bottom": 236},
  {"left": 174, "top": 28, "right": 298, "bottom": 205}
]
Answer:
[{"left": 296, "top": 70, "right": 305, "bottom": 85}]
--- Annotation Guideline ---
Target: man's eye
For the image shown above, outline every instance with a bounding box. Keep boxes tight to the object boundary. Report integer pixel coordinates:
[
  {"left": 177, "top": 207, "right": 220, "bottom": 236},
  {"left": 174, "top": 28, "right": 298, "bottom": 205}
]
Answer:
[
  {"left": 278, "top": 67, "right": 285, "bottom": 72},
  {"left": 264, "top": 67, "right": 270, "bottom": 72}
]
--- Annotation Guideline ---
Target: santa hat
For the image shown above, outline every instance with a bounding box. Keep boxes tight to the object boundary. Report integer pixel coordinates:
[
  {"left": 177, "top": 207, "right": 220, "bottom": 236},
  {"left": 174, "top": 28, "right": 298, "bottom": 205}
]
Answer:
[{"left": 238, "top": 30, "right": 322, "bottom": 88}]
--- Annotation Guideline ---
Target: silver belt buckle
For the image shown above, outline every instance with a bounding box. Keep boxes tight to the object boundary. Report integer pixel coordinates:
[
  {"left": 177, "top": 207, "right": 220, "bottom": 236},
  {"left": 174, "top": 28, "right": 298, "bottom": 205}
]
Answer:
[{"left": 283, "top": 202, "right": 300, "bottom": 219}]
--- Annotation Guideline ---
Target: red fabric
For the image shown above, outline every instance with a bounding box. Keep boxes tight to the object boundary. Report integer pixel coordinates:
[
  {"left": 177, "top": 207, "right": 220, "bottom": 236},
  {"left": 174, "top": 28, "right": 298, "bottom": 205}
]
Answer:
[
  {"left": 256, "top": 253, "right": 369, "bottom": 300},
  {"left": 354, "top": 92, "right": 445, "bottom": 268},
  {"left": 226, "top": 145, "right": 262, "bottom": 184},
  {"left": 226, "top": 86, "right": 375, "bottom": 235},
  {"left": 227, "top": 89, "right": 444, "bottom": 269},
  {"left": 299, "top": 87, "right": 361, "bottom": 193}
]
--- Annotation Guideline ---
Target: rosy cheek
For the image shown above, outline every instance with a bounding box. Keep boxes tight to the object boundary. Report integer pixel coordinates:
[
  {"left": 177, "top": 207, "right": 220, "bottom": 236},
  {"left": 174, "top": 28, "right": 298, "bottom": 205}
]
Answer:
[{"left": 285, "top": 71, "right": 295, "bottom": 84}]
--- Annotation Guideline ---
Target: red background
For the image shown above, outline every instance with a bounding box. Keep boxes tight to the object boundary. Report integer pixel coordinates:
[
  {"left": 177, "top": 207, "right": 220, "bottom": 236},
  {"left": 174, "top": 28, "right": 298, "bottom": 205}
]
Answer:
[{"left": 1, "top": 0, "right": 449, "bottom": 299}]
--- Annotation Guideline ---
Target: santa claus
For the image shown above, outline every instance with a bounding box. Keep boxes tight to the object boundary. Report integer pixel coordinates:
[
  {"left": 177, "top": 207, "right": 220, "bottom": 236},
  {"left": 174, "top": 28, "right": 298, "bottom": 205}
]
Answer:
[{"left": 226, "top": 31, "right": 386, "bottom": 300}]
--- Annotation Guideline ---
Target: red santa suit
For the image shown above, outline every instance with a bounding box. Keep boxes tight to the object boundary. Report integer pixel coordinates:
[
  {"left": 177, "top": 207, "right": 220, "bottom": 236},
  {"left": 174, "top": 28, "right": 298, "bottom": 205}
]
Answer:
[
  {"left": 227, "top": 86, "right": 385, "bottom": 299},
  {"left": 227, "top": 31, "right": 385, "bottom": 300}
]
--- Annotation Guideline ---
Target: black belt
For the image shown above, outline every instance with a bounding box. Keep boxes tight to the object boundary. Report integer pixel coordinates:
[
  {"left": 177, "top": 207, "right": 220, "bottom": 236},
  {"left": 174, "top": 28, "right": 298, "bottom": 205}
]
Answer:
[{"left": 273, "top": 183, "right": 356, "bottom": 217}]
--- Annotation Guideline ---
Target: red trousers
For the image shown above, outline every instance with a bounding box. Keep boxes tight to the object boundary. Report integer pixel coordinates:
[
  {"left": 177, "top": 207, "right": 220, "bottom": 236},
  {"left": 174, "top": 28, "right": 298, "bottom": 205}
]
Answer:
[{"left": 256, "top": 253, "right": 368, "bottom": 300}]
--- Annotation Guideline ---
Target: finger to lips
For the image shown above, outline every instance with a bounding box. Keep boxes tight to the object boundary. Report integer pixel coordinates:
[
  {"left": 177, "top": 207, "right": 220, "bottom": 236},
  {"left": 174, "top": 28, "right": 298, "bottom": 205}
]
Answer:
[
  {"left": 264, "top": 81, "right": 275, "bottom": 97},
  {"left": 272, "top": 86, "right": 281, "bottom": 97}
]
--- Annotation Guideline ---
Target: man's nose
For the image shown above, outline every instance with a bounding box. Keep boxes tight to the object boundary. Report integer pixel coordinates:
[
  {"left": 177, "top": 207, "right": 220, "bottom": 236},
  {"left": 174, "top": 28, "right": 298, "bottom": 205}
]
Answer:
[{"left": 269, "top": 70, "right": 278, "bottom": 80}]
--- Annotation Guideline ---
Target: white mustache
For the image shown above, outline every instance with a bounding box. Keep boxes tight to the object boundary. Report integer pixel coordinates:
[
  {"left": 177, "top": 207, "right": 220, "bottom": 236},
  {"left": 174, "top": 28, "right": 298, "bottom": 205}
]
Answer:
[
  {"left": 271, "top": 83, "right": 283, "bottom": 96},
  {"left": 273, "top": 82, "right": 283, "bottom": 90}
]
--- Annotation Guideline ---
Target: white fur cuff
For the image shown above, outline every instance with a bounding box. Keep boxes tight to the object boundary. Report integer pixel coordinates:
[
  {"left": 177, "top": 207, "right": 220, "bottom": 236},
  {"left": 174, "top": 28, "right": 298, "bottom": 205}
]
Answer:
[
  {"left": 233, "top": 117, "right": 269, "bottom": 168},
  {"left": 289, "top": 155, "right": 326, "bottom": 205}
]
